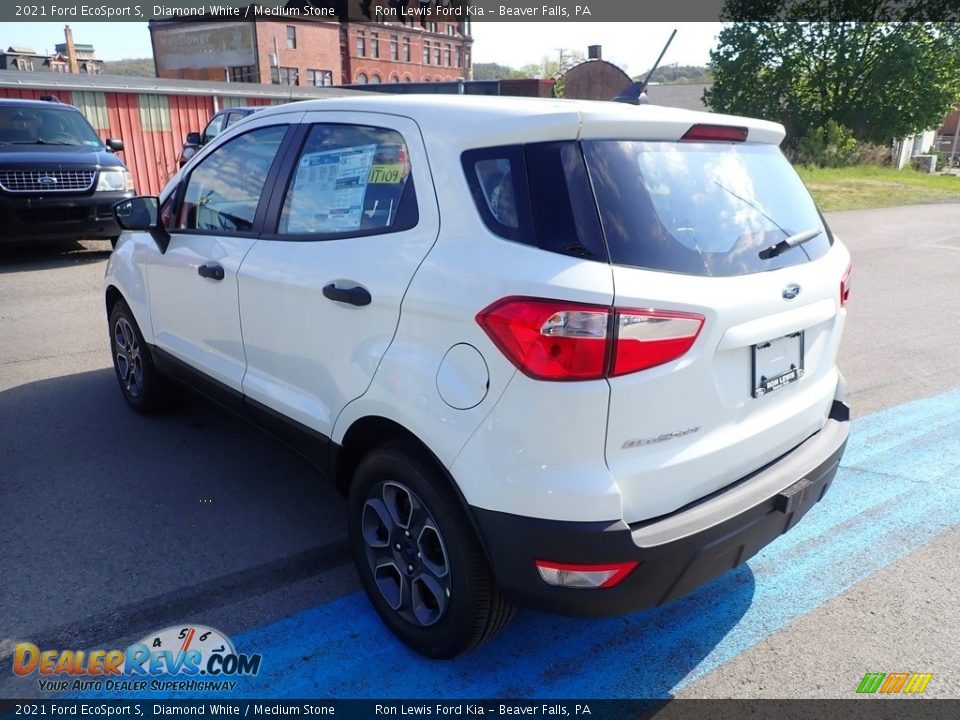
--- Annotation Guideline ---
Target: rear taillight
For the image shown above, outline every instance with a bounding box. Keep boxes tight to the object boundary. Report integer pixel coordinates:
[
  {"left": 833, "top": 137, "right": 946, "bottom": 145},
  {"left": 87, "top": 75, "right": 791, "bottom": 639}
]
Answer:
[
  {"left": 476, "top": 297, "right": 704, "bottom": 381},
  {"left": 611, "top": 310, "right": 704, "bottom": 377},
  {"left": 680, "top": 124, "right": 749, "bottom": 142},
  {"left": 840, "top": 263, "right": 852, "bottom": 307}
]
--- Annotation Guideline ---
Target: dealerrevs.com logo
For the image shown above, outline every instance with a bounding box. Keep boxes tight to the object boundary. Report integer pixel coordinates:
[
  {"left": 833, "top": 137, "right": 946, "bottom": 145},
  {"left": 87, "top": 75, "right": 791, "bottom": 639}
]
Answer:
[{"left": 12, "top": 625, "right": 262, "bottom": 693}]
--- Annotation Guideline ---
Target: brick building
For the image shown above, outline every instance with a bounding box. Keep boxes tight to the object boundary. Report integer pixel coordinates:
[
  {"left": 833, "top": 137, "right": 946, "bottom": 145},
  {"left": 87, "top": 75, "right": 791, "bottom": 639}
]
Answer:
[
  {"left": 0, "top": 26, "right": 103, "bottom": 75},
  {"left": 150, "top": 1, "right": 473, "bottom": 87}
]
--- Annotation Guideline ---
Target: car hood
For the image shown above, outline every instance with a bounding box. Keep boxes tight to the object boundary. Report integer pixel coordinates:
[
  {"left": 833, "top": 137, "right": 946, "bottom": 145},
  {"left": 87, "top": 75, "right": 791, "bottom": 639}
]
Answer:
[{"left": 0, "top": 145, "right": 126, "bottom": 169}]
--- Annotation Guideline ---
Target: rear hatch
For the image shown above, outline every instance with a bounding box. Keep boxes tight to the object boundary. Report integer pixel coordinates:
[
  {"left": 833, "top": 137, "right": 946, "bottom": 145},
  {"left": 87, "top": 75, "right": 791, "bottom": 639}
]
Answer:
[{"left": 580, "top": 131, "right": 850, "bottom": 523}]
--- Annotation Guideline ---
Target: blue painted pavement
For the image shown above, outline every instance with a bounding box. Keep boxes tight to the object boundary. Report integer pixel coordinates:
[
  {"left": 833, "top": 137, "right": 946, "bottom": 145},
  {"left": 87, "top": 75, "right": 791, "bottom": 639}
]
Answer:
[{"left": 80, "top": 387, "right": 960, "bottom": 699}]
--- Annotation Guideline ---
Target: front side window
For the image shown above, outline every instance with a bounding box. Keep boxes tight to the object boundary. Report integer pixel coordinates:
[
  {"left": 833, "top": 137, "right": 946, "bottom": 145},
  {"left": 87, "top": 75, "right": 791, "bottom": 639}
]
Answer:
[
  {"left": 202, "top": 113, "right": 226, "bottom": 144},
  {"left": 277, "top": 124, "right": 417, "bottom": 238},
  {"left": 178, "top": 125, "right": 287, "bottom": 234},
  {"left": 582, "top": 141, "right": 832, "bottom": 276}
]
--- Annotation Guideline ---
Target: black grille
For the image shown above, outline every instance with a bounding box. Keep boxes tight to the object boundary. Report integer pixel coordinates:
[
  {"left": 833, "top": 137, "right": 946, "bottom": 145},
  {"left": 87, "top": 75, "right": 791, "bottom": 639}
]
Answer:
[{"left": 0, "top": 169, "right": 96, "bottom": 193}]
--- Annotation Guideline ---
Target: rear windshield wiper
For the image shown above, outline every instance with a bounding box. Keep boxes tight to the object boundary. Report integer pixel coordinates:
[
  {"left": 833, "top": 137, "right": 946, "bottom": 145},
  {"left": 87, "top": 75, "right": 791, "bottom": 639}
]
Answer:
[{"left": 759, "top": 228, "right": 822, "bottom": 260}]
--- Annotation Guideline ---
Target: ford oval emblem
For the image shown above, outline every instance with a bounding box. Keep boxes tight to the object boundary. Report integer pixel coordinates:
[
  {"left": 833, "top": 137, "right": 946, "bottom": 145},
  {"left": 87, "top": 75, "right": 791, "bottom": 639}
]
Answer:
[
  {"left": 782, "top": 284, "right": 801, "bottom": 301},
  {"left": 37, "top": 176, "right": 58, "bottom": 185}
]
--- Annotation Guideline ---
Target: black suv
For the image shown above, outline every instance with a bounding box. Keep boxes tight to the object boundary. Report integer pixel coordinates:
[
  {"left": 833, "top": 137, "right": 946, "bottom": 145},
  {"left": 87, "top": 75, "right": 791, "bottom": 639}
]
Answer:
[{"left": 0, "top": 98, "right": 135, "bottom": 246}]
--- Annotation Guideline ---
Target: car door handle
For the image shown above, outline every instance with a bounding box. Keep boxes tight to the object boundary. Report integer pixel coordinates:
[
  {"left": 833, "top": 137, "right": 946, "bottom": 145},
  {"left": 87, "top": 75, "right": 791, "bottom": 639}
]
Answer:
[
  {"left": 197, "top": 264, "right": 224, "bottom": 281},
  {"left": 323, "top": 283, "right": 371, "bottom": 307}
]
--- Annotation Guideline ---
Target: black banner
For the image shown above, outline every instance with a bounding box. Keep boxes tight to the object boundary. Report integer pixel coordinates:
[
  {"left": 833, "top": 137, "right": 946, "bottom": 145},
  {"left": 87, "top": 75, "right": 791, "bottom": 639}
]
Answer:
[
  {"left": 3, "top": 700, "right": 960, "bottom": 720},
  {"left": 3, "top": 0, "right": 959, "bottom": 23}
]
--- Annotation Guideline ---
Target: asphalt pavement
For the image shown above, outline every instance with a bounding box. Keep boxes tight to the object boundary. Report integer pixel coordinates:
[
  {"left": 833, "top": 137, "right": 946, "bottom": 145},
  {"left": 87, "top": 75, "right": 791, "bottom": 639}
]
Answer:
[{"left": 1, "top": 203, "right": 959, "bottom": 700}]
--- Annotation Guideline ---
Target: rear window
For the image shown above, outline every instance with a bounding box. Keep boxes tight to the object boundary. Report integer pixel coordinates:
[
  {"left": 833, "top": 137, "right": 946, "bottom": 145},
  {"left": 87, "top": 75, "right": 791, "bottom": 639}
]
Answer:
[{"left": 581, "top": 141, "right": 832, "bottom": 276}]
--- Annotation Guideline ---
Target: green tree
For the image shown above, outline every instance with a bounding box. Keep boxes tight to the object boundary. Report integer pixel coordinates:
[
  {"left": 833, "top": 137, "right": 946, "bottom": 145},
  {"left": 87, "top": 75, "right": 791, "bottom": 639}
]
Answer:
[
  {"left": 472, "top": 62, "right": 529, "bottom": 81},
  {"left": 101, "top": 58, "right": 156, "bottom": 77},
  {"left": 705, "top": 18, "right": 960, "bottom": 146}
]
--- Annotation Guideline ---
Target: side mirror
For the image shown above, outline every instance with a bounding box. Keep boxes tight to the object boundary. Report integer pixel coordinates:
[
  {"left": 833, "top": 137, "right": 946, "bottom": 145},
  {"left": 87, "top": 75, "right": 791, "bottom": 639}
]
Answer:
[
  {"left": 106, "top": 138, "right": 124, "bottom": 152},
  {"left": 185, "top": 131, "right": 202, "bottom": 146},
  {"left": 114, "top": 196, "right": 170, "bottom": 253}
]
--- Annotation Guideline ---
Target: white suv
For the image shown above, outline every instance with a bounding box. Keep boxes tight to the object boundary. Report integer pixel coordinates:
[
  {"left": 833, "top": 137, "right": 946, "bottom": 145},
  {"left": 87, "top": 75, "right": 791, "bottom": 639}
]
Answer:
[{"left": 105, "top": 95, "right": 851, "bottom": 658}]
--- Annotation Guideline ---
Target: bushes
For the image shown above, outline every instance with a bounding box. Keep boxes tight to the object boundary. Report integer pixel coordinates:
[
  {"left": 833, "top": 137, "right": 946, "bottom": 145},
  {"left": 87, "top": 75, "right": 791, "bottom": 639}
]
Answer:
[{"left": 789, "top": 120, "right": 894, "bottom": 168}]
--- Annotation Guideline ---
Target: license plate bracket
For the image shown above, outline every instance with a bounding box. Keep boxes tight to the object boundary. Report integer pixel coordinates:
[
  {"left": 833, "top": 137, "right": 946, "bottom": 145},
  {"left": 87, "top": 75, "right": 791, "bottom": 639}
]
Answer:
[{"left": 752, "top": 331, "right": 804, "bottom": 398}]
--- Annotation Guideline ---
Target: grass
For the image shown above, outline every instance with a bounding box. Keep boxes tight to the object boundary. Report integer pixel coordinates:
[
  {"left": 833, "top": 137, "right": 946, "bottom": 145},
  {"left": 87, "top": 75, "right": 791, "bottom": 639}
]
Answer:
[{"left": 795, "top": 165, "right": 960, "bottom": 212}]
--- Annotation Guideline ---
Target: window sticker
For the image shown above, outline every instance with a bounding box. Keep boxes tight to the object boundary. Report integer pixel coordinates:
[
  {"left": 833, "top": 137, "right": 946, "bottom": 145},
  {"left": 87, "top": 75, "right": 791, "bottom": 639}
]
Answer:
[{"left": 284, "top": 144, "right": 377, "bottom": 233}]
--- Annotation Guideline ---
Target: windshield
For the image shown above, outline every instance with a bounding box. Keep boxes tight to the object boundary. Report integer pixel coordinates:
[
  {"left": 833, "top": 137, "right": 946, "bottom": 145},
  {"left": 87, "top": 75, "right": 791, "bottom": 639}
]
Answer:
[
  {"left": 581, "top": 141, "right": 832, "bottom": 276},
  {"left": 0, "top": 106, "right": 103, "bottom": 147}
]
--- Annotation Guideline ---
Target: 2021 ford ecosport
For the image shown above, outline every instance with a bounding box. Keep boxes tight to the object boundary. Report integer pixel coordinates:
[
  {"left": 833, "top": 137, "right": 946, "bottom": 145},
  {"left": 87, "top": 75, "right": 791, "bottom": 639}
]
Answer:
[{"left": 104, "top": 95, "right": 851, "bottom": 658}]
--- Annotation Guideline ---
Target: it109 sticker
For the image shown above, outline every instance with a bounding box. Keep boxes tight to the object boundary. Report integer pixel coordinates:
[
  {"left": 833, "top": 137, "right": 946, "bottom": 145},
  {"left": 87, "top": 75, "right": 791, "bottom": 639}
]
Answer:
[{"left": 12, "top": 625, "right": 262, "bottom": 693}]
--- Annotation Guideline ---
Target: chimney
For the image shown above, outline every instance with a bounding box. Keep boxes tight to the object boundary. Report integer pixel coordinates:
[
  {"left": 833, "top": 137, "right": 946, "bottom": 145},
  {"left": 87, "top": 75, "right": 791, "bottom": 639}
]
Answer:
[
  {"left": 588, "top": 45, "right": 602, "bottom": 61},
  {"left": 64, "top": 25, "right": 78, "bottom": 74}
]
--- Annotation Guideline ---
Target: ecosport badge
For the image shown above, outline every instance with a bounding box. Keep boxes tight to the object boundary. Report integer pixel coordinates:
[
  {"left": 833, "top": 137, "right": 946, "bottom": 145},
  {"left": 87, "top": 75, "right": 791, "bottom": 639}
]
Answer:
[{"left": 622, "top": 426, "right": 701, "bottom": 449}]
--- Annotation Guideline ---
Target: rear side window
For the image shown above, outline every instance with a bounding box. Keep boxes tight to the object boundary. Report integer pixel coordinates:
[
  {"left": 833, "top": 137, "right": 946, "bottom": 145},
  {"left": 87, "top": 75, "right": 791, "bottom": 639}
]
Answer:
[
  {"left": 277, "top": 124, "right": 418, "bottom": 238},
  {"left": 581, "top": 141, "right": 832, "bottom": 276},
  {"left": 462, "top": 143, "right": 606, "bottom": 262}
]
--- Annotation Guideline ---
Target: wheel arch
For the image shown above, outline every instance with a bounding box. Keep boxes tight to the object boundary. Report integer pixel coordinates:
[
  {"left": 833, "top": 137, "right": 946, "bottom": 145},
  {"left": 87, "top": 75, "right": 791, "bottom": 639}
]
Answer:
[{"left": 333, "top": 415, "right": 494, "bottom": 564}]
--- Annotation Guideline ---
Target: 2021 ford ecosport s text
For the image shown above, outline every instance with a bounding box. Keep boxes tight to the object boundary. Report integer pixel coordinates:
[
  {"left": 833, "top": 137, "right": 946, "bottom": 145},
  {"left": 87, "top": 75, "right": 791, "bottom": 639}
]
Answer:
[{"left": 104, "top": 95, "right": 851, "bottom": 658}]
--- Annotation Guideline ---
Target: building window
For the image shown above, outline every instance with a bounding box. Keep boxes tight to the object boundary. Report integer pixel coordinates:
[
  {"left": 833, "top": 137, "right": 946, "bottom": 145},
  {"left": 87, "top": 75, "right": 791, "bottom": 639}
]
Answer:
[
  {"left": 286, "top": 26, "right": 297, "bottom": 49},
  {"left": 390, "top": 35, "right": 398, "bottom": 61},
  {"left": 423, "top": 41, "right": 430, "bottom": 64},
  {"left": 356, "top": 72, "right": 368, "bottom": 84},
  {"left": 229, "top": 65, "right": 257, "bottom": 82},
  {"left": 427, "top": 22, "right": 436, "bottom": 33},
  {"left": 403, "top": 37, "right": 411, "bottom": 62},
  {"left": 465, "top": 50, "right": 471, "bottom": 68},
  {"left": 307, "top": 69, "right": 333, "bottom": 86},
  {"left": 444, "top": 45, "right": 451, "bottom": 66},
  {"left": 357, "top": 31, "right": 366, "bottom": 57},
  {"left": 271, "top": 66, "right": 299, "bottom": 86},
  {"left": 370, "top": 32, "right": 379, "bottom": 59},
  {"left": 371, "top": 73, "right": 381, "bottom": 84},
  {"left": 389, "top": 73, "right": 399, "bottom": 83},
  {"left": 434, "top": 46, "right": 440, "bottom": 65},
  {"left": 456, "top": 48, "right": 462, "bottom": 68},
  {"left": 447, "top": 24, "right": 456, "bottom": 36}
]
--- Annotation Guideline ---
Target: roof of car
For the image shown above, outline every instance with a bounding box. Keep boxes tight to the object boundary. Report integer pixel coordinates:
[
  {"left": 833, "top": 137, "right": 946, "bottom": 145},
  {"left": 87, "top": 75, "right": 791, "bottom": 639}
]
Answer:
[
  {"left": 249, "top": 94, "right": 786, "bottom": 146},
  {"left": 0, "top": 97, "right": 81, "bottom": 111}
]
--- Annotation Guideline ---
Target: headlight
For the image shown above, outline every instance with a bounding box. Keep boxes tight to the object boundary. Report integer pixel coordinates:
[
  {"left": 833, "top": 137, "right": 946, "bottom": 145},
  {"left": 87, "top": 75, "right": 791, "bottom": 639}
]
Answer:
[{"left": 97, "top": 169, "right": 134, "bottom": 192}]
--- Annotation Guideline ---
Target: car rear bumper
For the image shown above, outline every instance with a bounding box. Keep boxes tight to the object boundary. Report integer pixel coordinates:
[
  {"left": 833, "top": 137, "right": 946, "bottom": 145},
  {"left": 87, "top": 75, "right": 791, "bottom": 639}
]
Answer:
[
  {"left": 0, "top": 191, "right": 132, "bottom": 242},
  {"left": 473, "top": 400, "right": 850, "bottom": 616}
]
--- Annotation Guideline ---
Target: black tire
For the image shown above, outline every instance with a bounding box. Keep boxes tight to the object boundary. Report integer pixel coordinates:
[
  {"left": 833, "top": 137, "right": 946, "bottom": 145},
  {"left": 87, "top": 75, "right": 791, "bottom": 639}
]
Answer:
[
  {"left": 348, "top": 442, "right": 514, "bottom": 658},
  {"left": 108, "top": 299, "right": 175, "bottom": 414}
]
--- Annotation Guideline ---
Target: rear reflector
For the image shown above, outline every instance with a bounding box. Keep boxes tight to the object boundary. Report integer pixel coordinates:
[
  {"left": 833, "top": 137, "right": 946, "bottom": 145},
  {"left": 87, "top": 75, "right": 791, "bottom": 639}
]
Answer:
[
  {"left": 840, "top": 262, "right": 852, "bottom": 307},
  {"left": 680, "top": 124, "right": 749, "bottom": 143},
  {"left": 477, "top": 297, "right": 704, "bottom": 381},
  {"left": 535, "top": 560, "right": 640, "bottom": 589}
]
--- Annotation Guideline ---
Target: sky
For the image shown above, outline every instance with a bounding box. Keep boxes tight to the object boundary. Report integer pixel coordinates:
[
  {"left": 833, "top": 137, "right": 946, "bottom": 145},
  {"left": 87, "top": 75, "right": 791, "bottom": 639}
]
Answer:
[{"left": 4, "top": 21, "right": 721, "bottom": 75}]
